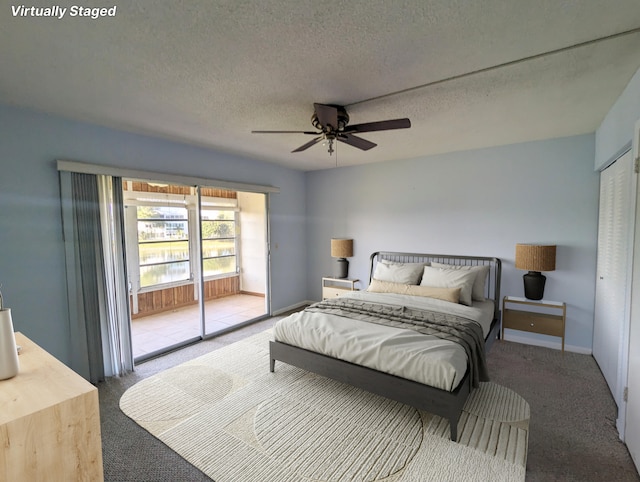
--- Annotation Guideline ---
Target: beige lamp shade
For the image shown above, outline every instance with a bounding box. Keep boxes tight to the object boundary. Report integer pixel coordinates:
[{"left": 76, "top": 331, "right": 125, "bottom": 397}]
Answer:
[
  {"left": 331, "top": 238, "right": 353, "bottom": 258},
  {"left": 515, "top": 244, "right": 556, "bottom": 272}
]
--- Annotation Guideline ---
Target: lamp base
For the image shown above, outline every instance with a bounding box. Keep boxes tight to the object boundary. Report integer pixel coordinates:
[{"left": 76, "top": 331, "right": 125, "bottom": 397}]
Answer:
[
  {"left": 523, "top": 271, "right": 546, "bottom": 300},
  {"left": 333, "top": 258, "right": 349, "bottom": 279}
]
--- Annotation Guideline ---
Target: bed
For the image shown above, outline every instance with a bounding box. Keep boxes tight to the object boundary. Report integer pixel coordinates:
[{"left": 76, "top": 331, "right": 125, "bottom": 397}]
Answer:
[{"left": 269, "top": 251, "right": 502, "bottom": 441}]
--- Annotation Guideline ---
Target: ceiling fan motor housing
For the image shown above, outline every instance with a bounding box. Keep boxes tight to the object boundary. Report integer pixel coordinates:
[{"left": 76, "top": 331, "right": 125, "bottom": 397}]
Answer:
[{"left": 311, "top": 105, "right": 350, "bottom": 135}]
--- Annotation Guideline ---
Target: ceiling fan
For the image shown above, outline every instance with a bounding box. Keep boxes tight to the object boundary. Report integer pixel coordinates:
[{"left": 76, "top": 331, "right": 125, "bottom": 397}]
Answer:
[{"left": 252, "top": 103, "right": 411, "bottom": 155}]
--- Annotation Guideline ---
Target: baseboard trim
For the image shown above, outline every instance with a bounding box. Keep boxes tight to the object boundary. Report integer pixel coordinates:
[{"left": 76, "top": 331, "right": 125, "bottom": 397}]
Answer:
[
  {"left": 502, "top": 332, "right": 592, "bottom": 355},
  {"left": 240, "top": 290, "right": 265, "bottom": 297}
]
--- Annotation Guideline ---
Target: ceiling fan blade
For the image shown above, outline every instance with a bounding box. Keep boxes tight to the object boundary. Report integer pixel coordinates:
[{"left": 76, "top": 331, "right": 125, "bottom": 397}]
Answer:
[
  {"left": 252, "top": 130, "right": 319, "bottom": 135},
  {"left": 337, "top": 133, "right": 377, "bottom": 151},
  {"left": 314, "top": 103, "right": 338, "bottom": 130},
  {"left": 292, "top": 136, "right": 323, "bottom": 152},
  {"left": 343, "top": 118, "right": 411, "bottom": 133}
]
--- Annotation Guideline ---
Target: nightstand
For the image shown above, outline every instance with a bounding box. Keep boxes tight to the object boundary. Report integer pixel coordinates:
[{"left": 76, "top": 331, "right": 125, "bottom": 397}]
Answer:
[
  {"left": 502, "top": 296, "right": 566, "bottom": 352},
  {"left": 322, "top": 277, "right": 359, "bottom": 299}
]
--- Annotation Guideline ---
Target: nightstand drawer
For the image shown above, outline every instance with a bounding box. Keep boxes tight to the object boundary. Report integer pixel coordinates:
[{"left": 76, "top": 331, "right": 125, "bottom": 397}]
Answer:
[
  {"left": 323, "top": 287, "right": 349, "bottom": 298},
  {"left": 503, "top": 309, "right": 564, "bottom": 337},
  {"left": 322, "top": 277, "right": 358, "bottom": 300}
]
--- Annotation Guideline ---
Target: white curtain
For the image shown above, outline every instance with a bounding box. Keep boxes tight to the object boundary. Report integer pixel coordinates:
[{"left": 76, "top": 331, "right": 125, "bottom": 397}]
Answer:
[
  {"left": 60, "top": 171, "right": 133, "bottom": 382},
  {"left": 97, "top": 176, "right": 133, "bottom": 377}
]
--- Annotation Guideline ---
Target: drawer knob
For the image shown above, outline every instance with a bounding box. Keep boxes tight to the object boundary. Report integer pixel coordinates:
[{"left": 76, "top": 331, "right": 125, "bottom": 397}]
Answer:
[{"left": 530, "top": 323, "right": 534, "bottom": 327}]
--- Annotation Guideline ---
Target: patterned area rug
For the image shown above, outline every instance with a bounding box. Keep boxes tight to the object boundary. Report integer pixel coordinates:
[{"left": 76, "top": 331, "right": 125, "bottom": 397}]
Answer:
[{"left": 121, "top": 330, "right": 529, "bottom": 481}]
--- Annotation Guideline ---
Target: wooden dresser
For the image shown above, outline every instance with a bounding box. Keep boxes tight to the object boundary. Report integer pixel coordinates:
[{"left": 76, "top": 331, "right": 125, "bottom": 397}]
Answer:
[{"left": 0, "top": 333, "right": 104, "bottom": 481}]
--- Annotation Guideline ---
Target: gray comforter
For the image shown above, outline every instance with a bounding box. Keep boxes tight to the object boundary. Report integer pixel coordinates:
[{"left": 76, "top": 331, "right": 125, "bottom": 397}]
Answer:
[{"left": 306, "top": 298, "right": 489, "bottom": 388}]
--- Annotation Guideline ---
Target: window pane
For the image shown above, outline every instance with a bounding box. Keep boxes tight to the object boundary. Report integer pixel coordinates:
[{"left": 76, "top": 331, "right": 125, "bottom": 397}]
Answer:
[
  {"left": 203, "top": 256, "right": 236, "bottom": 277},
  {"left": 201, "top": 220, "right": 235, "bottom": 239},
  {"left": 139, "top": 240, "right": 189, "bottom": 265},
  {"left": 140, "top": 261, "right": 190, "bottom": 287},
  {"left": 201, "top": 209, "right": 234, "bottom": 221},
  {"left": 137, "top": 206, "right": 187, "bottom": 220},
  {"left": 137, "top": 220, "right": 188, "bottom": 241},
  {"left": 137, "top": 206, "right": 188, "bottom": 242},
  {"left": 202, "top": 239, "right": 235, "bottom": 258}
]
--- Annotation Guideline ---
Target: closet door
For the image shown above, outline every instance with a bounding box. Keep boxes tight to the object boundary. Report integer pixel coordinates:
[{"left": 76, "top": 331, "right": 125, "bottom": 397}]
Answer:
[{"left": 593, "top": 151, "right": 634, "bottom": 412}]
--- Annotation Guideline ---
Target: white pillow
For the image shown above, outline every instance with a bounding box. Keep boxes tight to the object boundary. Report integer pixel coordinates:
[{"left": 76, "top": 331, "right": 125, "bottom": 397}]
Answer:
[
  {"left": 420, "top": 266, "right": 477, "bottom": 306},
  {"left": 372, "top": 259, "right": 425, "bottom": 285},
  {"left": 430, "top": 262, "right": 490, "bottom": 301}
]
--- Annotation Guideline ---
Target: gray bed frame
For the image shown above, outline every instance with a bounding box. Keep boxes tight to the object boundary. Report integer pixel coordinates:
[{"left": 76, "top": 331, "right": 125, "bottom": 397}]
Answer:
[{"left": 269, "top": 251, "right": 502, "bottom": 442}]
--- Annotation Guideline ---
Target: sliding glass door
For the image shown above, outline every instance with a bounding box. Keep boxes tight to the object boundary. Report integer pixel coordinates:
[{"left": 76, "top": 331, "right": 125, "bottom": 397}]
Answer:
[
  {"left": 123, "top": 181, "right": 201, "bottom": 360},
  {"left": 123, "top": 180, "right": 269, "bottom": 360},
  {"left": 199, "top": 187, "right": 268, "bottom": 337}
]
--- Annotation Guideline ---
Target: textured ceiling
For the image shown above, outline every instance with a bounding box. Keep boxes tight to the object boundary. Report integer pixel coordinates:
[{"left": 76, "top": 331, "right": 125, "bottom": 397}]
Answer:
[{"left": 2, "top": 0, "right": 640, "bottom": 171}]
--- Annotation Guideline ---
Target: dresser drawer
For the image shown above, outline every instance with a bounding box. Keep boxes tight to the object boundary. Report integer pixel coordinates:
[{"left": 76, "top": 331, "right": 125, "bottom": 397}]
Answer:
[{"left": 503, "top": 309, "right": 564, "bottom": 337}]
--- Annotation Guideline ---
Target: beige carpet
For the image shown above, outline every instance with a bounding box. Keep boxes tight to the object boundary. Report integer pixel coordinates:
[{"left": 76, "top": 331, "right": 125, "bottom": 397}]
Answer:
[{"left": 120, "top": 330, "right": 530, "bottom": 481}]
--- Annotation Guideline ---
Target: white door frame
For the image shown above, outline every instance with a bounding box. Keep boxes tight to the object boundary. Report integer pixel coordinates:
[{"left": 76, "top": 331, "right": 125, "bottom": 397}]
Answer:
[{"left": 625, "top": 119, "right": 640, "bottom": 470}]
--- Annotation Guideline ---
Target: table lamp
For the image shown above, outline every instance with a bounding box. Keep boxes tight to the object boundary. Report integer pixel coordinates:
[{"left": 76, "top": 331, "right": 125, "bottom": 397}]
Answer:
[
  {"left": 331, "top": 238, "right": 353, "bottom": 279},
  {"left": 515, "top": 244, "right": 556, "bottom": 300}
]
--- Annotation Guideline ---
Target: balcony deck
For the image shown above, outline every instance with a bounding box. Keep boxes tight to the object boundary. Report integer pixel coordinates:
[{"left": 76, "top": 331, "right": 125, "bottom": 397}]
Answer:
[{"left": 131, "top": 293, "right": 266, "bottom": 360}]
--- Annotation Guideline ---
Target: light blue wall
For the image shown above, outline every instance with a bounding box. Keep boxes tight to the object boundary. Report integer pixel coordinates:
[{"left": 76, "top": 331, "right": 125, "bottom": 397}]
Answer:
[
  {"left": 595, "top": 66, "right": 640, "bottom": 169},
  {"left": 0, "top": 101, "right": 606, "bottom": 365},
  {"left": 0, "top": 104, "right": 307, "bottom": 365},
  {"left": 306, "top": 134, "right": 599, "bottom": 352}
]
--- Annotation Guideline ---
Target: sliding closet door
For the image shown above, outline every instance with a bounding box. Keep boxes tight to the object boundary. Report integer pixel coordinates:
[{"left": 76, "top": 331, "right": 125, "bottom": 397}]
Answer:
[{"left": 593, "top": 150, "right": 634, "bottom": 416}]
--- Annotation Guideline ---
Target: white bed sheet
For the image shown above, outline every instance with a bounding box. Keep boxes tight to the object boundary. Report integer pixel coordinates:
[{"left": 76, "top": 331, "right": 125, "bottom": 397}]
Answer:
[{"left": 273, "top": 291, "right": 495, "bottom": 392}]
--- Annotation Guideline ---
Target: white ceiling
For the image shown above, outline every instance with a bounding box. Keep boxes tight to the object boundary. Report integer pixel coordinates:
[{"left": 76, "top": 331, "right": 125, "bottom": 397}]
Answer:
[{"left": 2, "top": 1, "right": 640, "bottom": 171}]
